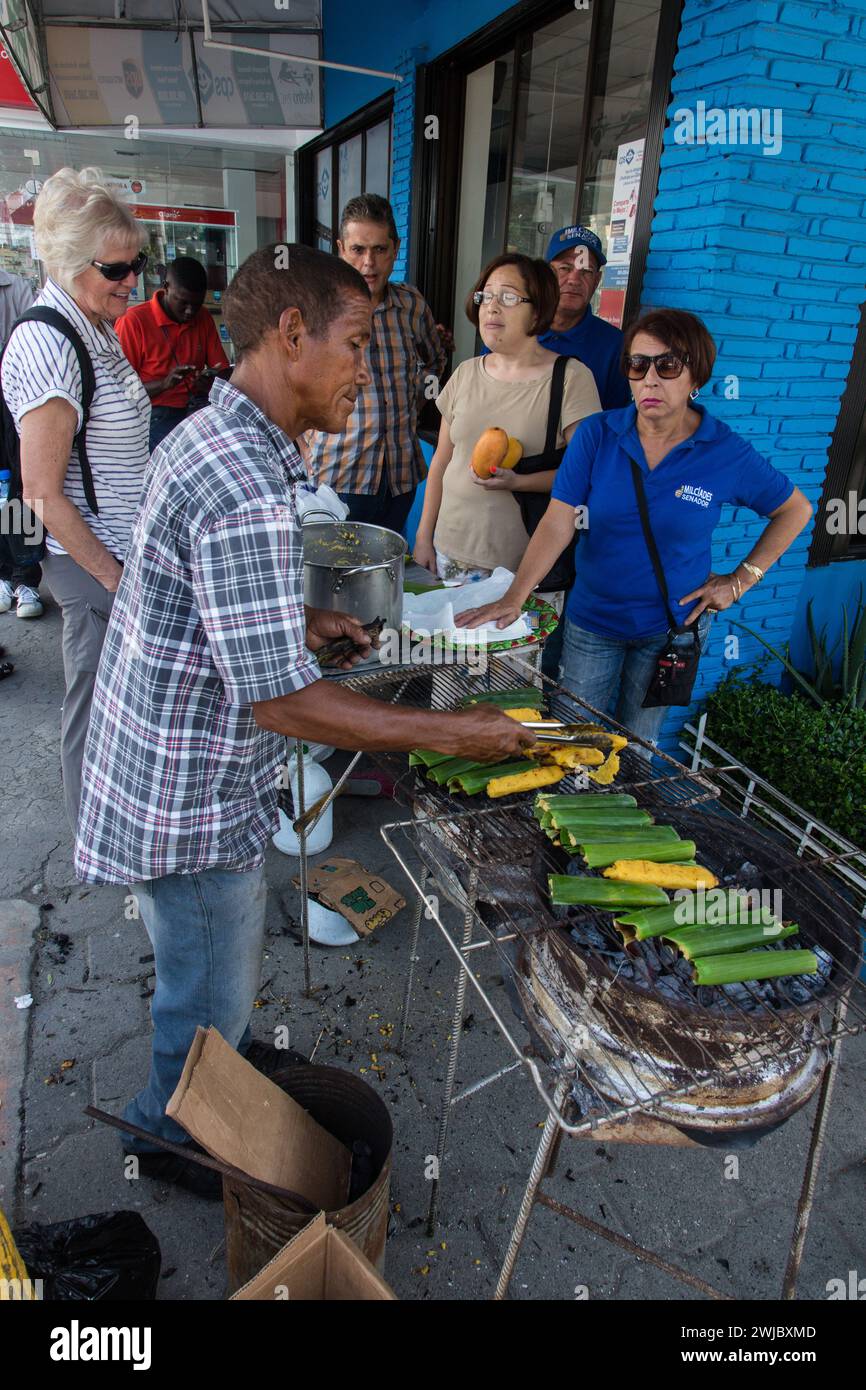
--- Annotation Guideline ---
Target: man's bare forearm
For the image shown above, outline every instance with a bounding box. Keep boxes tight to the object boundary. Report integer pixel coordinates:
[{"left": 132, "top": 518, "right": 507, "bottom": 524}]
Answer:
[{"left": 253, "top": 679, "right": 528, "bottom": 761}]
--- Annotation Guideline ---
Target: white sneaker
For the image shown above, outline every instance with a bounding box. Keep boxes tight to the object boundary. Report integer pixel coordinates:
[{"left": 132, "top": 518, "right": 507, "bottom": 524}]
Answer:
[
  {"left": 0, "top": 579, "right": 13, "bottom": 612},
  {"left": 15, "top": 584, "right": 43, "bottom": 619}
]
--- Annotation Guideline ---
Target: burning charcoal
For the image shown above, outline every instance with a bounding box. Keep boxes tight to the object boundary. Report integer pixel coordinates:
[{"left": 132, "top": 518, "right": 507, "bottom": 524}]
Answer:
[
  {"left": 657, "top": 944, "right": 678, "bottom": 970},
  {"left": 720, "top": 980, "right": 756, "bottom": 1010},
  {"left": 673, "top": 956, "right": 694, "bottom": 982},
  {"left": 812, "top": 945, "right": 833, "bottom": 980},
  {"left": 569, "top": 1078, "right": 599, "bottom": 1115},
  {"left": 569, "top": 922, "right": 609, "bottom": 951},
  {"left": 629, "top": 955, "right": 655, "bottom": 990},
  {"left": 655, "top": 975, "right": 692, "bottom": 1003},
  {"left": 775, "top": 977, "right": 814, "bottom": 1006},
  {"left": 696, "top": 985, "right": 717, "bottom": 1009}
]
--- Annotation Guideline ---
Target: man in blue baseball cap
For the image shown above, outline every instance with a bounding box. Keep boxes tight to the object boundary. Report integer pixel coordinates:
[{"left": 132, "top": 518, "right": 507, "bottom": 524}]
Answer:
[{"left": 540, "top": 225, "right": 630, "bottom": 411}]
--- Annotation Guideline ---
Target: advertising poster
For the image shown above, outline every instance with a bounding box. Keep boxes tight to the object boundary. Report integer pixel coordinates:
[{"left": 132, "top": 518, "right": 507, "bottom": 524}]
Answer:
[{"left": 599, "top": 136, "right": 644, "bottom": 328}]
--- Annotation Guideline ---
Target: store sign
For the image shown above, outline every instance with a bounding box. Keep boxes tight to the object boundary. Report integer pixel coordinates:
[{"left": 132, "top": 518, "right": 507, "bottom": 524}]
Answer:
[
  {"left": 132, "top": 204, "right": 236, "bottom": 227},
  {"left": 191, "top": 31, "right": 319, "bottom": 128},
  {"left": 105, "top": 176, "right": 146, "bottom": 197},
  {"left": 46, "top": 27, "right": 199, "bottom": 126},
  {"left": 0, "top": 45, "right": 37, "bottom": 110},
  {"left": 45, "top": 25, "right": 320, "bottom": 129}
]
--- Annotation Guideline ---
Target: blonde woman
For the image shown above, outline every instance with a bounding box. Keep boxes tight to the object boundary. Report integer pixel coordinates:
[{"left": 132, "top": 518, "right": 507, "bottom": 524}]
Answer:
[{"left": 1, "top": 168, "right": 151, "bottom": 828}]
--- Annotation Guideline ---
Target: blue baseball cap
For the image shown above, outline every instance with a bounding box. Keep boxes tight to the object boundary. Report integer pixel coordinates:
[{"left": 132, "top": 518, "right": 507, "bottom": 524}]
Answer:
[{"left": 545, "top": 224, "right": 606, "bottom": 267}]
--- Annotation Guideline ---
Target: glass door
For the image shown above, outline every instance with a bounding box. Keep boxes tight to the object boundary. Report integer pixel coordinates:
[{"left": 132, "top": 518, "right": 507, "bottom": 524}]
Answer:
[{"left": 451, "top": 0, "right": 663, "bottom": 355}]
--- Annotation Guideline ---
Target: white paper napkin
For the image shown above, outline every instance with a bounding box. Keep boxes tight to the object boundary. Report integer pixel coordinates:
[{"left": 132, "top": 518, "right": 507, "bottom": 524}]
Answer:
[{"left": 402, "top": 568, "right": 530, "bottom": 643}]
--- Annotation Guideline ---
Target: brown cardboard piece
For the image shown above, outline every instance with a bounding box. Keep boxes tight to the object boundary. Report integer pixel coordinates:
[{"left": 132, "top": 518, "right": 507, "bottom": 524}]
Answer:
[
  {"left": 230, "top": 1212, "right": 397, "bottom": 1301},
  {"left": 293, "top": 856, "right": 406, "bottom": 937},
  {"left": 165, "top": 1027, "right": 351, "bottom": 1211}
]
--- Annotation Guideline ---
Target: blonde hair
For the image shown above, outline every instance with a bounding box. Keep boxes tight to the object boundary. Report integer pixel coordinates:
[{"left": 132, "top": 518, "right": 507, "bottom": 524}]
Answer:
[{"left": 33, "top": 167, "right": 145, "bottom": 295}]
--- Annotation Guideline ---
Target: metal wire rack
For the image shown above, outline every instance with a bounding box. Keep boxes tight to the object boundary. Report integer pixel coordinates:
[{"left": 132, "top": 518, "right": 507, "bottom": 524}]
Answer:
[{"left": 323, "top": 650, "right": 865, "bottom": 1300}]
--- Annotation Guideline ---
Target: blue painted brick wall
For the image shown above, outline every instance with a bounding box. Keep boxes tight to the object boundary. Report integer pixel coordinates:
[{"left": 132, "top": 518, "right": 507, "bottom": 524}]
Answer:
[
  {"left": 389, "top": 49, "right": 423, "bottom": 281},
  {"left": 642, "top": 0, "right": 866, "bottom": 757}
]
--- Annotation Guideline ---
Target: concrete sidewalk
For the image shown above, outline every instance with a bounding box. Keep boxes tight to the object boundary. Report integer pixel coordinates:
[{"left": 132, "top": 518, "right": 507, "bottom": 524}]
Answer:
[{"left": 0, "top": 592, "right": 863, "bottom": 1301}]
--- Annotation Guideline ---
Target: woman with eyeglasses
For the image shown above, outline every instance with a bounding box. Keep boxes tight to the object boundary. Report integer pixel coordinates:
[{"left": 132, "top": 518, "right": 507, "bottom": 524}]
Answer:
[
  {"left": 458, "top": 308, "right": 812, "bottom": 750},
  {"left": 1, "top": 167, "right": 151, "bottom": 827},
  {"left": 413, "top": 253, "right": 600, "bottom": 581}
]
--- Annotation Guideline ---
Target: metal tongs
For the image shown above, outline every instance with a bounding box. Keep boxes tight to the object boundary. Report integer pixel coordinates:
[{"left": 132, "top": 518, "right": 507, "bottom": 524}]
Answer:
[{"left": 520, "top": 720, "right": 587, "bottom": 745}]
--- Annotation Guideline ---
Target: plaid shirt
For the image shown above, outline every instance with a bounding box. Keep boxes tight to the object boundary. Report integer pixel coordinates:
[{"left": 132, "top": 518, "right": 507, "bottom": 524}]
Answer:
[
  {"left": 75, "top": 379, "right": 321, "bottom": 884},
  {"left": 307, "top": 282, "right": 447, "bottom": 497}
]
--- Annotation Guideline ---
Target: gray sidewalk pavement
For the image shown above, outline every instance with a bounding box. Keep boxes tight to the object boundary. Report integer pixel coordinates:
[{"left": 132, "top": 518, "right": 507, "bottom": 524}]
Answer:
[{"left": 0, "top": 591, "right": 863, "bottom": 1301}]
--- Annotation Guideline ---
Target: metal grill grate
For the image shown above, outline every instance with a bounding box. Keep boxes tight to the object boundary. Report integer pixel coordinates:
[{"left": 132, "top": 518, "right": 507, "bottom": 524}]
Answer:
[{"left": 346, "top": 653, "right": 865, "bottom": 1136}]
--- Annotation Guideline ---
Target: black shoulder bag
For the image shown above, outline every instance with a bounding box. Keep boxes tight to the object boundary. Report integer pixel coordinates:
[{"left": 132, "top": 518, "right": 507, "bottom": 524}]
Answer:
[
  {"left": 630, "top": 459, "right": 703, "bottom": 708},
  {"left": 513, "top": 354, "right": 576, "bottom": 592}
]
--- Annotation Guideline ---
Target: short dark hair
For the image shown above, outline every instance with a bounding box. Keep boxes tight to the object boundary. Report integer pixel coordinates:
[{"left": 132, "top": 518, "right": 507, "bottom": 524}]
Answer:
[
  {"left": 465, "top": 253, "right": 559, "bottom": 338},
  {"left": 223, "top": 244, "right": 370, "bottom": 361},
  {"left": 166, "top": 256, "right": 207, "bottom": 295},
  {"left": 339, "top": 194, "right": 399, "bottom": 245},
  {"left": 622, "top": 308, "right": 717, "bottom": 388}
]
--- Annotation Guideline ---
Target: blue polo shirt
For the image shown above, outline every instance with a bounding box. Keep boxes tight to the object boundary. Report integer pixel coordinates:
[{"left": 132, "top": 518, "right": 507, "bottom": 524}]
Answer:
[
  {"left": 539, "top": 306, "right": 630, "bottom": 410},
  {"left": 480, "top": 305, "right": 630, "bottom": 410},
  {"left": 551, "top": 403, "right": 794, "bottom": 640}
]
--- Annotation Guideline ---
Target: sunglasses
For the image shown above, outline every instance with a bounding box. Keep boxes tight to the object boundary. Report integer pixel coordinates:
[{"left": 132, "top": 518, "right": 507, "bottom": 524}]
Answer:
[
  {"left": 625, "top": 351, "right": 690, "bottom": 380},
  {"left": 90, "top": 251, "right": 148, "bottom": 282}
]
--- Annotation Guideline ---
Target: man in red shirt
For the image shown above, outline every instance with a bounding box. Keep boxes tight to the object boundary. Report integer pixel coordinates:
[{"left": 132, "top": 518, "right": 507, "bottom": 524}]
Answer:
[{"left": 117, "top": 256, "right": 230, "bottom": 451}]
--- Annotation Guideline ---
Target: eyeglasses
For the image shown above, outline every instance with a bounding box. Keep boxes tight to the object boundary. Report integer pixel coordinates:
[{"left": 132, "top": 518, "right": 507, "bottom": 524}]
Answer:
[
  {"left": 473, "top": 289, "right": 532, "bottom": 309},
  {"left": 624, "top": 351, "right": 690, "bottom": 380},
  {"left": 90, "top": 252, "right": 148, "bottom": 282}
]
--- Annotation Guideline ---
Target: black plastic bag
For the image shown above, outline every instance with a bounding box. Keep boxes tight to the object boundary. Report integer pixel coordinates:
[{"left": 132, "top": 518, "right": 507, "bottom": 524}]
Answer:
[{"left": 14, "top": 1211, "right": 161, "bottom": 1300}]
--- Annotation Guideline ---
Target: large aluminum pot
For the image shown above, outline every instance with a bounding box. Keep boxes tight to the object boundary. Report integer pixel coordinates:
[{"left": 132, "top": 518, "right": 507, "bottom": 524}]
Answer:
[{"left": 302, "top": 521, "right": 407, "bottom": 639}]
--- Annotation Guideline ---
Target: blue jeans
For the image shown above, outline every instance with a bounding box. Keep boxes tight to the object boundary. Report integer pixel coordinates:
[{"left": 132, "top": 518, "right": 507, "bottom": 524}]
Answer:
[
  {"left": 149, "top": 404, "right": 188, "bottom": 452},
  {"left": 339, "top": 471, "right": 415, "bottom": 536},
  {"left": 559, "top": 611, "right": 713, "bottom": 754},
  {"left": 123, "top": 864, "right": 268, "bottom": 1151}
]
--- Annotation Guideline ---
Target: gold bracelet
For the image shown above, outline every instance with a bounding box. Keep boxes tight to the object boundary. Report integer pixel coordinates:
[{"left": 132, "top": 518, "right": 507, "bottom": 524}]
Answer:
[
  {"left": 730, "top": 574, "right": 742, "bottom": 603},
  {"left": 741, "top": 561, "right": 765, "bottom": 583}
]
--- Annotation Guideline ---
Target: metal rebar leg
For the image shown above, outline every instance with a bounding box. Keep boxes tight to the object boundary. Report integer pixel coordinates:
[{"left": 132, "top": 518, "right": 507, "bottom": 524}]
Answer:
[
  {"left": 782, "top": 996, "right": 848, "bottom": 1299},
  {"left": 398, "top": 868, "right": 427, "bottom": 1056},
  {"left": 493, "top": 1074, "right": 569, "bottom": 1300},
  {"left": 294, "top": 737, "right": 312, "bottom": 997},
  {"left": 426, "top": 868, "right": 477, "bottom": 1237}
]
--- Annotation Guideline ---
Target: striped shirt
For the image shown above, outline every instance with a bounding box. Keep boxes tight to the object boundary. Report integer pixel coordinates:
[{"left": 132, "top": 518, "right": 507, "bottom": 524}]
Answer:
[
  {"left": 75, "top": 379, "right": 321, "bottom": 884},
  {"left": 0, "top": 278, "right": 150, "bottom": 559},
  {"left": 306, "top": 281, "right": 447, "bottom": 497}
]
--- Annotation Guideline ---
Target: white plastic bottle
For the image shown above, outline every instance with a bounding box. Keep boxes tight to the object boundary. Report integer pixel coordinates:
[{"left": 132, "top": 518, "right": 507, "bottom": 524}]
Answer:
[{"left": 272, "top": 745, "right": 334, "bottom": 855}]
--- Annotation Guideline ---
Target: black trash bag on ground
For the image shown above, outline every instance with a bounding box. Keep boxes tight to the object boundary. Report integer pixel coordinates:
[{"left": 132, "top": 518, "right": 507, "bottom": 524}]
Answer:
[{"left": 13, "top": 1211, "right": 161, "bottom": 1300}]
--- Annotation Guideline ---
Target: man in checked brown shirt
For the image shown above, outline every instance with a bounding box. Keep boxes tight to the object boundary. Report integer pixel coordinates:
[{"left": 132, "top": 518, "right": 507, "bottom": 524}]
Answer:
[{"left": 306, "top": 194, "right": 448, "bottom": 535}]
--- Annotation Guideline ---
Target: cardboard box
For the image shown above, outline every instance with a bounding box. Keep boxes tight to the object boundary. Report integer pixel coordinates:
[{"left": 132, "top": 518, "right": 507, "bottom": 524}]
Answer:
[
  {"left": 230, "top": 1213, "right": 397, "bottom": 1301},
  {"left": 294, "top": 857, "right": 406, "bottom": 937},
  {"left": 166, "top": 1027, "right": 352, "bottom": 1211}
]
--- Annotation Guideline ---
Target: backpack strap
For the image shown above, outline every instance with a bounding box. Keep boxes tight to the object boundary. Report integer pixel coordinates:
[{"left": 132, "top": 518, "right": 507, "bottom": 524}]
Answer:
[{"left": 15, "top": 306, "right": 100, "bottom": 515}]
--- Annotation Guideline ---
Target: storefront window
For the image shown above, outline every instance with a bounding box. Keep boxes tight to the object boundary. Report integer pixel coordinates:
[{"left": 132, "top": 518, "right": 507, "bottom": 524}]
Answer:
[
  {"left": 0, "top": 128, "right": 285, "bottom": 352},
  {"left": 299, "top": 103, "right": 392, "bottom": 254},
  {"left": 338, "top": 134, "right": 363, "bottom": 208},
  {"left": 452, "top": 0, "right": 662, "bottom": 344},
  {"left": 364, "top": 119, "right": 391, "bottom": 199}
]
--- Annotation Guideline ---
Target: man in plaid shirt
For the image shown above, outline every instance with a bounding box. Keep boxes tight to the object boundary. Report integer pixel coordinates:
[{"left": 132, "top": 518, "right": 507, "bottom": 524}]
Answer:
[
  {"left": 306, "top": 194, "right": 448, "bottom": 535},
  {"left": 74, "top": 244, "right": 530, "bottom": 1198}
]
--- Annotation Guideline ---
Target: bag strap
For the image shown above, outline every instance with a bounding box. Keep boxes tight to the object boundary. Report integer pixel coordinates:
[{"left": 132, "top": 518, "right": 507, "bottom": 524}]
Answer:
[
  {"left": 629, "top": 458, "right": 682, "bottom": 634},
  {"left": 542, "top": 353, "right": 569, "bottom": 455},
  {"left": 15, "top": 306, "right": 100, "bottom": 515}
]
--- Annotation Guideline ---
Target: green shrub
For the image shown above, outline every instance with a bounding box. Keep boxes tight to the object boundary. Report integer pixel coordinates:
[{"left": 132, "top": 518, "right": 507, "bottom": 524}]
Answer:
[{"left": 703, "top": 674, "right": 866, "bottom": 849}]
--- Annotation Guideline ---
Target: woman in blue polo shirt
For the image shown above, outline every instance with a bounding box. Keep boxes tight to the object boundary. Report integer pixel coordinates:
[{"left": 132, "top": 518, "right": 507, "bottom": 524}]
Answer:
[{"left": 457, "top": 308, "right": 812, "bottom": 749}]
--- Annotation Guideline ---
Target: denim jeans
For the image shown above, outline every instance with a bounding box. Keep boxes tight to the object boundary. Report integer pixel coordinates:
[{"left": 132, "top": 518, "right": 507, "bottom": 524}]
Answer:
[
  {"left": 149, "top": 404, "right": 188, "bottom": 452},
  {"left": 339, "top": 471, "right": 415, "bottom": 536},
  {"left": 123, "top": 864, "right": 267, "bottom": 1151},
  {"left": 559, "top": 610, "right": 713, "bottom": 754}
]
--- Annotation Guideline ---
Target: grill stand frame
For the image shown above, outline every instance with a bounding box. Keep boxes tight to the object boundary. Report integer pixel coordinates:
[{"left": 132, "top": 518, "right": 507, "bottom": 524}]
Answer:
[{"left": 383, "top": 834, "right": 850, "bottom": 1301}]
